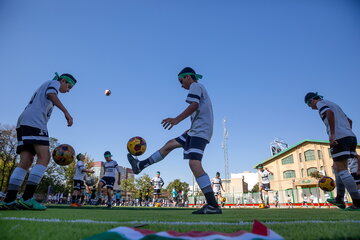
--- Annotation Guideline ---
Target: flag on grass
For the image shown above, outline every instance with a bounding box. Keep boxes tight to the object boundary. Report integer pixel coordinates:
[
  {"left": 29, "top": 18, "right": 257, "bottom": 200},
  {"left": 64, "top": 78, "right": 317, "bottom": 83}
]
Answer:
[{"left": 83, "top": 220, "right": 284, "bottom": 240}]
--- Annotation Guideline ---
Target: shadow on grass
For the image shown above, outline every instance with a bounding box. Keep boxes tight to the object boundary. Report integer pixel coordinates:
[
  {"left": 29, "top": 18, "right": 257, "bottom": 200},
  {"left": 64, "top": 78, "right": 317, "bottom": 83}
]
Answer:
[{"left": 47, "top": 205, "right": 193, "bottom": 211}]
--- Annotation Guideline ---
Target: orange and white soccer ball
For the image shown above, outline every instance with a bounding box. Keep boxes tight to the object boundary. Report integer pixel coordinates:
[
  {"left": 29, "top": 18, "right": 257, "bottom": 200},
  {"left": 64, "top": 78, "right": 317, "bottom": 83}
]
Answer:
[
  {"left": 104, "top": 89, "right": 111, "bottom": 96},
  {"left": 127, "top": 136, "right": 147, "bottom": 156},
  {"left": 52, "top": 144, "right": 75, "bottom": 166}
]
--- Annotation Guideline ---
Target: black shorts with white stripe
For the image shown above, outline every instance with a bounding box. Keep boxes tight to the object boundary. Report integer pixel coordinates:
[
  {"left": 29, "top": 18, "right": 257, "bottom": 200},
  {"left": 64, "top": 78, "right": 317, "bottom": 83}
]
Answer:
[
  {"left": 73, "top": 180, "right": 85, "bottom": 190},
  {"left": 175, "top": 132, "right": 209, "bottom": 161},
  {"left": 16, "top": 125, "right": 50, "bottom": 155},
  {"left": 100, "top": 176, "right": 115, "bottom": 189},
  {"left": 330, "top": 136, "right": 357, "bottom": 162}
]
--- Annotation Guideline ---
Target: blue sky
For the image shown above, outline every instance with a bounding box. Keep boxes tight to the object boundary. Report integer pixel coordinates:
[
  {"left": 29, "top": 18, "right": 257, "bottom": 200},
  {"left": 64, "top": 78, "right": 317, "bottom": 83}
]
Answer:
[{"left": 1, "top": 0, "right": 360, "bottom": 186}]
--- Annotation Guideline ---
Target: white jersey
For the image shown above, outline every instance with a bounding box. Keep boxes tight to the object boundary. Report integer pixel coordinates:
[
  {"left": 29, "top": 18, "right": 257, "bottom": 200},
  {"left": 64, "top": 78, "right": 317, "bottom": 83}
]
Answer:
[
  {"left": 303, "top": 196, "right": 308, "bottom": 202},
  {"left": 151, "top": 176, "right": 164, "bottom": 190},
  {"left": 103, "top": 160, "right": 120, "bottom": 178},
  {"left": 316, "top": 100, "right": 355, "bottom": 140},
  {"left": 73, "top": 161, "right": 85, "bottom": 180},
  {"left": 259, "top": 170, "right": 270, "bottom": 184},
  {"left": 212, "top": 177, "right": 222, "bottom": 192},
  {"left": 186, "top": 82, "right": 213, "bottom": 142},
  {"left": 17, "top": 80, "right": 60, "bottom": 131}
]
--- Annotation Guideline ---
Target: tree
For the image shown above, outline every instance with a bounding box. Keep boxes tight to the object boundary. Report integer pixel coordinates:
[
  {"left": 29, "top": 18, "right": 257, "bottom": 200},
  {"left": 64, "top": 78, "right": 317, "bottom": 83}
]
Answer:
[
  {"left": 120, "top": 177, "right": 136, "bottom": 200},
  {"left": 166, "top": 179, "right": 190, "bottom": 200},
  {"left": 309, "top": 170, "right": 323, "bottom": 180},
  {"left": 250, "top": 183, "right": 259, "bottom": 193},
  {"left": 0, "top": 124, "right": 18, "bottom": 192},
  {"left": 135, "top": 174, "right": 153, "bottom": 199}
]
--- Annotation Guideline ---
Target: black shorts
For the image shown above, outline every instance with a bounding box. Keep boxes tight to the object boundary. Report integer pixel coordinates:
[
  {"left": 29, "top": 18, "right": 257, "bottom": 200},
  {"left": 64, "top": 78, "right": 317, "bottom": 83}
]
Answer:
[
  {"left": 154, "top": 189, "right": 161, "bottom": 195},
  {"left": 175, "top": 132, "right": 209, "bottom": 161},
  {"left": 100, "top": 176, "right": 115, "bottom": 189},
  {"left": 261, "top": 183, "right": 271, "bottom": 191},
  {"left": 330, "top": 136, "right": 357, "bottom": 161},
  {"left": 16, "top": 125, "right": 49, "bottom": 155},
  {"left": 73, "top": 180, "right": 85, "bottom": 190}
]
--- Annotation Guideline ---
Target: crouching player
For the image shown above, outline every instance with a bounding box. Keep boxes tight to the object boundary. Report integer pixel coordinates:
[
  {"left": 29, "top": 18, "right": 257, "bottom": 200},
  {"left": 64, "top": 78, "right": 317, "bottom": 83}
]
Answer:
[
  {"left": 70, "top": 153, "right": 94, "bottom": 207},
  {"left": 0, "top": 72, "right": 76, "bottom": 210}
]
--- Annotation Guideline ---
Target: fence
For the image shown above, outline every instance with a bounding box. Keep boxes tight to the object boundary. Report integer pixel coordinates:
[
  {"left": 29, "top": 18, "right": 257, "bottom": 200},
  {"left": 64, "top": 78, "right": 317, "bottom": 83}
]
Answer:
[{"left": 188, "top": 187, "right": 352, "bottom": 207}]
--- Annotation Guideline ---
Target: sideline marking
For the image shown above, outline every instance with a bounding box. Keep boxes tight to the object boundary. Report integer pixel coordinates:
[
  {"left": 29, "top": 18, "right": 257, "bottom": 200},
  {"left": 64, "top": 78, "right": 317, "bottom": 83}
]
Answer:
[{"left": 1, "top": 217, "right": 360, "bottom": 226}]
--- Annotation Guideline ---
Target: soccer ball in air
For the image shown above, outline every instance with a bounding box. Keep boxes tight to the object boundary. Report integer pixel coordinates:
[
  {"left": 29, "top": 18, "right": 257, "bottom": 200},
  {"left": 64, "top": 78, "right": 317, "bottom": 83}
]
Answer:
[
  {"left": 104, "top": 89, "right": 111, "bottom": 96},
  {"left": 85, "top": 175, "right": 96, "bottom": 186},
  {"left": 52, "top": 144, "right": 75, "bottom": 166},
  {"left": 220, "top": 197, "right": 226, "bottom": 203},
  {"left": 318, "top": 176, "right": 335, "bottom": 191},
  {"left": 127, "top": 136, "right": 147, "bottom": 156}
]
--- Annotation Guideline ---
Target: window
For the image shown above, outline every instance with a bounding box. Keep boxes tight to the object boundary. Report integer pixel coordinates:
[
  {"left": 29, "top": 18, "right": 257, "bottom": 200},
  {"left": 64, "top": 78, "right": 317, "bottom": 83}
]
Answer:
[
  {"left": 304, "top": 150, "right": 315, "bottom": 161},
  {"left": 317, "top": 150, "right": 322, "bottom": 160},
  {"left": 328, "top": 148, "right": 332, "bottom": 158},
  {"left": 283, "top": 170, "right": 296, "bottom": 179},
  {"left": 299, "top": 153, "right": 302, "bottom": 162},
  {"left": 301, "top": 168, "right": 304, "bottom": 177},
  {"left": 307, "top": 167, "right": 317, "bottom": 176},
  {"left": 282, "top": 155, "right": 294, "bottom": 165}
]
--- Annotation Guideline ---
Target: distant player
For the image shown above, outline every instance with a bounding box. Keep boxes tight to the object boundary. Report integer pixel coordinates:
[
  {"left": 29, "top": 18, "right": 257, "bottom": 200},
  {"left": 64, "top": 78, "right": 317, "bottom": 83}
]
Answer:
[
  {"left": 70, "top": 153, "right": 94, "bottom": 207},
  {"left": 211, "top": 172, "right": 225, "bottom": 203},
  {"left": 1, "top": 72, "right": 76, "bottom": 210},
  {"left": 151, "top": 171, "right": 164, "bottom": 205},
  {"left": 324, "top": 192, "right": 330, "bottom": 208},
  {"left": 257, "top": 165, "right": 273, "bottom": 208},
  {"left": 309, "top": 193, "right": 315, "bottom": 208},
  {"left": 96, "top": 151, "right": 121, "bottom": 208},
  {"left": 302, "top": 194, "right": 308, "bottom": 208},
  {"left": 127, "top": 67, "right": 221, "bottom": 214},
  {"left": 274, "top": 191, "right": 279, "bottom": 208},
  {"left": 305, "top": 92, "right": 360, "bottom": 210},
  {"left": 287, "top": 195, "right": 293, "bottom": 208}
]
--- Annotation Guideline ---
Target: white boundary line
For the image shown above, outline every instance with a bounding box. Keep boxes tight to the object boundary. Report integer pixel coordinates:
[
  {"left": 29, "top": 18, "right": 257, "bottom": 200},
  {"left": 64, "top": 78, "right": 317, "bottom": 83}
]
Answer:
[{"left": 1, "top": 217, "right": 360, "bottom": 226}]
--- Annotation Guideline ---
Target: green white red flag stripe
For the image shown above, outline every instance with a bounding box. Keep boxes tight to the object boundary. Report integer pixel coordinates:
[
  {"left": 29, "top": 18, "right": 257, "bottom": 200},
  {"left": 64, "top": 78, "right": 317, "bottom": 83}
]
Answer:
[{"left": 83, "top": 220, "right": 284, "bottom": 240}]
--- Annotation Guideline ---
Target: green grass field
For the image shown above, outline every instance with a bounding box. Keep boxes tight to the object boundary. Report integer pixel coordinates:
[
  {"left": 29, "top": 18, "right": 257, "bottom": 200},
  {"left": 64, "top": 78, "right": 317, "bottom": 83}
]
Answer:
[{"left": 0, "top": 205, "right": 360, "bottom": 240}]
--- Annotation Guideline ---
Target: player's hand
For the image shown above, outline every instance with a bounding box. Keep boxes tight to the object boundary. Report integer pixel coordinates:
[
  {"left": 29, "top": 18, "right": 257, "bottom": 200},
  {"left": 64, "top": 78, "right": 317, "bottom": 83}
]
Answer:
[
  {"left": 65, "top": 112, "right": 73, "bottom": 127},
  {"left": 161, "top": 118, "right": 180, "bottom": 130},
  {"left": 90, "top": 170, "right": 95, "bottom": 174},
  {"left": 329, "top": 135, "right": 337, "bottom": 146}
]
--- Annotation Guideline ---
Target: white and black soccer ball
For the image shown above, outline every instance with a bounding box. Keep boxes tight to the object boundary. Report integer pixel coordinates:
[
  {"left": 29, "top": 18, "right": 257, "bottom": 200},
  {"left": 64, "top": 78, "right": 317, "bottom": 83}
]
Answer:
[
  {"left": 104, "top": 89, "right": 111, "bottom": 96},
  {"left": 85, "top": 176, "right": 96, "bottom": 186}
]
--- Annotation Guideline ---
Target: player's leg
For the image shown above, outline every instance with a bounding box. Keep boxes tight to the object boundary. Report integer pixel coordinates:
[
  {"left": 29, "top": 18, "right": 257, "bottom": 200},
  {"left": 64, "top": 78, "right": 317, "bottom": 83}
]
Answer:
[
  {"left": 259, "top": 186, "right": 264, "bottom": 204},
  {"left": 190, "top": 160, "right": 221, "bottom": 214},
  {"left": 264, "top": 190, "right": 269, "bottom": 207},
  {"left": 106, "top": 188, "right": 113, "bottom": 208},
  {"left": 18, "top": 144, "right": 49, "bottom": 210},
  {"left": 96, "top": 180, "right": 105, "bottom": 204},
  {"left": 1, "top": 151, "right": 33, "bottom": 210},
  {"left": 128, "top": 138, "right": 182, "bottom": 174}
]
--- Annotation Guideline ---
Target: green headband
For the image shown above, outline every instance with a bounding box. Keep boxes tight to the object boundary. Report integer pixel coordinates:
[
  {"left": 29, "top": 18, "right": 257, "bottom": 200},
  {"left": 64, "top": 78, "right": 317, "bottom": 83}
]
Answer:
[
  {"left": 53, "top": 72, "right": 76, "bottom": 87},
  {"left": 178, "top": 72, "right": 203, "bottom": 80}
]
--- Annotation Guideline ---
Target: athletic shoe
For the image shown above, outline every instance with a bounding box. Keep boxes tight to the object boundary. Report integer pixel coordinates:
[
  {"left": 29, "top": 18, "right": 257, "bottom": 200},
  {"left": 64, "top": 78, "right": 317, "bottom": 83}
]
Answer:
[
  {"left": 70, "top": 203, "right": 81, "bottom": 207},
  {"left": 192, "top": 204, "right": 222, "bottom": 214},
  {"left": 327, "top": 198, "right": 346, "bottom": 209},
  {"left": 106, "top": 204, "right": 112, "bottom": 208},
  {"left": 127, "top": 153, "right": 141, "bottom": 174},
  {"left": 18, "top": 198, "right": 46, "bottom": 210},
  {"left": 0, "top": 201, "right": 18, "bottom": 210},
  {"left": 344, "top": 205, "right": 360, "bottom": 211}
]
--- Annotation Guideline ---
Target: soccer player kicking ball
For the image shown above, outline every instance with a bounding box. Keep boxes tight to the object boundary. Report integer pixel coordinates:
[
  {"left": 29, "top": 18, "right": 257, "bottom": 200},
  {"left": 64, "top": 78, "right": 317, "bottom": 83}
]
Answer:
[
  {"left": 0, "top": 72, "right": 76, "bottom": 210},
  {"left": 257, "top": 165, "right": 273, "bottom": 208},
  {"left": 128, "top": 67, "right": 221, "bottom": 214},
  {"left": 96, "top": 151, "right": 121, "bottom": 208},
  {"left": 70, "top": 153, "right": 94, "bottom": 207},
  {"left": 151, "top": 171, "right": 164, "bottom": 206},
  {"left": 305, "top": 92, "right": 360, "bottom": 210}
]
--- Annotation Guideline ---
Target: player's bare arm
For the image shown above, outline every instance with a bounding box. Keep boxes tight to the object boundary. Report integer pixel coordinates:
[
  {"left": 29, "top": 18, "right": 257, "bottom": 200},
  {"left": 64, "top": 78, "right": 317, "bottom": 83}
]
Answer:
[
  {"left": 325, "top": 110, "right": 337, "bottom": 145},
  {"left": 162, "top": 102, "right": 199, "bottom": 130},
  {"left": 265, "top": 168, "right": 274, "bottom": 175},
  {"left": 47, "top": 93, "right": 73, "bottom": 127}
]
